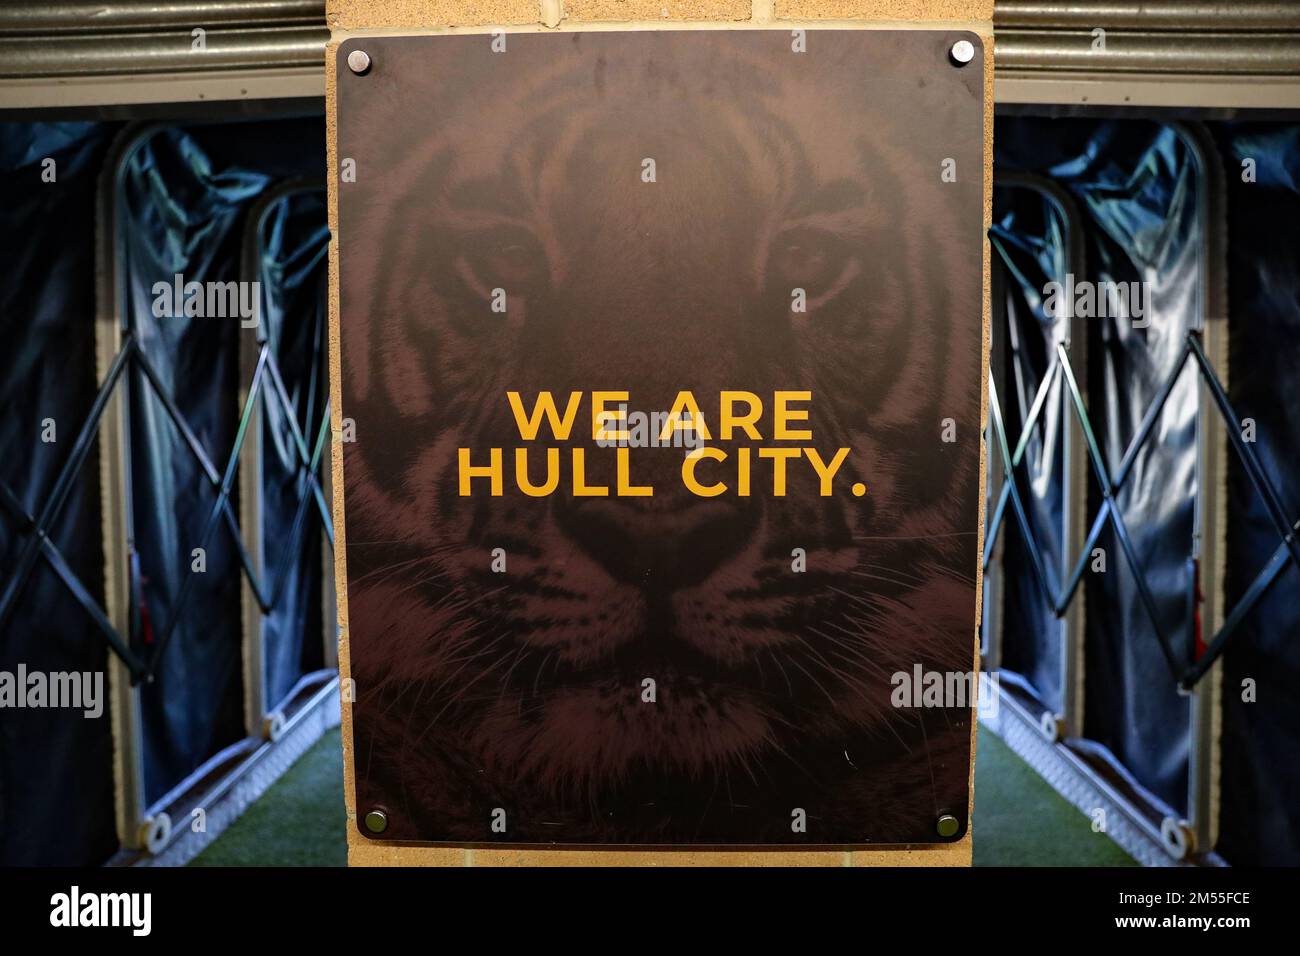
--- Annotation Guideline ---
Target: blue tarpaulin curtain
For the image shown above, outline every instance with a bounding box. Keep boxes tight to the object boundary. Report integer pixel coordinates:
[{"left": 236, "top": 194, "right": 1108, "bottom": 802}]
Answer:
[
  {"left": 1212, "top": 123, "right": 1300, "bottom": 867},
  {"left": 1, "top": 111, "right": 1295, "bottom": 866},
  {"left": 995, "top": 118, "right": 1200, "bottom": 817},
  {"left": 118, "top": 118, "right": 327, "bottom": 806},
  {"left": 990, "top": 184, "right": 1072, "bottom": 716},
  {"left": 994, "top": 117, "right": 1300, "bottom": 863},
  {"left": 121, "top": 126, "right": 271, "bottom": 805},
  {"left": 0, "top": 117, "right": 327, "bottom": 862},
  {"left": 0, "top": 121, "right": 121, "bottom": 866},
  {"left": 255, "top": 188, "right": 329, "bottom": 709}
]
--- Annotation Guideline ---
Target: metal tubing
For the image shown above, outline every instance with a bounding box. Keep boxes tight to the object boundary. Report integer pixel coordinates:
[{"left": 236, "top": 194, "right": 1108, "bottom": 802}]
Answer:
[
  {"left": 0, "top": 2, "right": 324, "bottom": 34},
  {"left": 97, "top": 122, "right": 168, "bottom": 852},
  {"left": 1186, "top": 534, "right": 1295, "bottom": 685},
  {"left": 1172, "top": 121, "right": 1228, "bottom": 859},
  {"left": 993, "top": 172, "right": 1090, "bottom": 738},
  {"left": 237, "top": 180, "right": 332, "bottom": 725},
  {"left": 1057, "top": 343, "right": 1185, "bottom": 681},
  {"left": 0, "top": 25, "right": 327, "bottom": 78},
  {"left": 996, "top": 2, "right": 1300, "bottom": 31},
  {"left": 996, "top": 30, "right": 1300, "bottom": 74},
  {"left": 146, "top": 348, "right": 269, "bottom": 674}
]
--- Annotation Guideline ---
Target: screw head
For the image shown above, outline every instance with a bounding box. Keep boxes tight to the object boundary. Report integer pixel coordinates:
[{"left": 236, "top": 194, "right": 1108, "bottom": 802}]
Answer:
[
  {"left": 364, "top": 809, "right": 388, "bottom": 834},
  {"left": 347, "top": 49, "right": 372, "bottom": 75},
  {"left": 949, "top": 40, "right": 976, "bottom": 67},
  {"left": 936, "top": 813, "right": 961, "bottom": 838}
]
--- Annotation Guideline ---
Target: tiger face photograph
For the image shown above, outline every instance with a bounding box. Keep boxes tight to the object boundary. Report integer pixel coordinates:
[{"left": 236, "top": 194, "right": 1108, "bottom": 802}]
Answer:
[{"left": 336, "top": 29, "right": 985, "bottom": 844}]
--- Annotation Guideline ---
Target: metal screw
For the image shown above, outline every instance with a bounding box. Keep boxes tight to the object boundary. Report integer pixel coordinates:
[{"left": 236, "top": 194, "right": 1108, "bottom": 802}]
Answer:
[
  {"left": 347, "top": 49, "right": 372, "bottom": 76},
  {"left": 364, "top": 809, "right": 388, "bottom": 834},
  {"left": 936, "top": 813, "right": 961, "bottom": 838},
  {"left": 949, "top": 40, "right": 976, "bottom": 67}
]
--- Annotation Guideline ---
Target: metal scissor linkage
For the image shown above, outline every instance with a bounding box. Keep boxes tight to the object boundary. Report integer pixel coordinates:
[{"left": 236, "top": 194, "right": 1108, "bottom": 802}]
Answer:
[
  {"left": 985, "top": 329, "right": 1299, "bottom": 691},
  {"left": 0, "top": 330, "right": 333, "bottom": 686}
]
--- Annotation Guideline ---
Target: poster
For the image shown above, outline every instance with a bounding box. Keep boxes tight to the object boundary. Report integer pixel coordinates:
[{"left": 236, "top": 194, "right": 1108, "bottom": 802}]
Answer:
[{"left": 336, "top": 28, "right": 985, "bottom": 845}]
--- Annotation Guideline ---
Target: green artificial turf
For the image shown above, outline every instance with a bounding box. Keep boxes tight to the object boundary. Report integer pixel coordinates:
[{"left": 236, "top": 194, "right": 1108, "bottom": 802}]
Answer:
[
  {"left": 189, "top": 727, "right": 347, "bottom": 867},
  {"left": 972, "top": 729, "right": 1137, "bottom": 867},
  {"left": 191, "top": 723, "right": 1134, "bottom": 866}
]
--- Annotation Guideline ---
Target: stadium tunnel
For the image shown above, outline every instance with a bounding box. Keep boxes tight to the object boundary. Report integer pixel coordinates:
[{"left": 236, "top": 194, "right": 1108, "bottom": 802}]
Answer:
[{"left": 0, "top": 1, "right": 1297, "bottom": 866}]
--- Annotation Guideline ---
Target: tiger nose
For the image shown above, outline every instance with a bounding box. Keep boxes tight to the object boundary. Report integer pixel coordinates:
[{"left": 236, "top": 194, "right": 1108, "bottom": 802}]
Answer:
[{"left": 555, "top": 495, "right": 757, "bottom": 589}]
